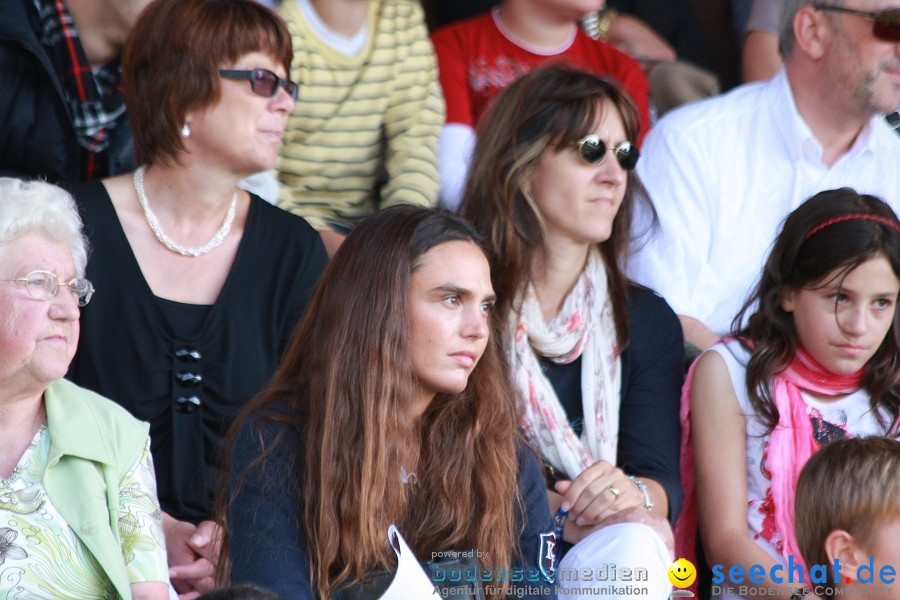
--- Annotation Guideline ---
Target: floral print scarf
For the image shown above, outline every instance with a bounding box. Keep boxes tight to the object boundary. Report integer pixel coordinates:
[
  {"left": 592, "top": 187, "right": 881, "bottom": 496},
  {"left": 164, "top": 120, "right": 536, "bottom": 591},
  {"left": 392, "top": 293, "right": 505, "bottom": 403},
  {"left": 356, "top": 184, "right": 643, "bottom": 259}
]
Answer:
[{"left": 510, "top": 248, "right": 621, "bottom": 479}]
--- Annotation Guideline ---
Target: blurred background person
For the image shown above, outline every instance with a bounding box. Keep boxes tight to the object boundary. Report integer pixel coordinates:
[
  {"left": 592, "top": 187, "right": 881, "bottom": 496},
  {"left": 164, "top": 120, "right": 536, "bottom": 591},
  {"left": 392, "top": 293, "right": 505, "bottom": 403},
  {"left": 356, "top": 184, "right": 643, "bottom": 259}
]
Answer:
[
  {"left": 0, "top": 0, "right": 153, "bottom": 182},
  {"left": 741, "top": 0, "right": 899, "bottom": 132},
  {"left": 65, "top": 0, "right": 327, "bottom": 596},
  {"left": 0, "top": 177, "right": 169, "bottom": 599},
  {"left": 274, "top": 0, "right": 444, "bottom": 257},
  {"left": 581, "top": 1, "right": 719, "bottom": 116},
  {"left": 742, "top": 0, "right": 781, "bottom": 81},
  {"left": 430, "top": 0, "right": 651, "bottom": 211}
]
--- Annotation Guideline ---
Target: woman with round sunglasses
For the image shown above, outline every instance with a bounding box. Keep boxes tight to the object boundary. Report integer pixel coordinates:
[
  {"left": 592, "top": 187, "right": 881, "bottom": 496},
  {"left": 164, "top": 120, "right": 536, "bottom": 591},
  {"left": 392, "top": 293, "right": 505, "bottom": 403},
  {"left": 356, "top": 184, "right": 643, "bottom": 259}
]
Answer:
[
  {"left": 461, "top": 64, "right": 683, "bottom": 599},
  {"left": 64, "top": 0, "right": 327, "bottom": 595}
]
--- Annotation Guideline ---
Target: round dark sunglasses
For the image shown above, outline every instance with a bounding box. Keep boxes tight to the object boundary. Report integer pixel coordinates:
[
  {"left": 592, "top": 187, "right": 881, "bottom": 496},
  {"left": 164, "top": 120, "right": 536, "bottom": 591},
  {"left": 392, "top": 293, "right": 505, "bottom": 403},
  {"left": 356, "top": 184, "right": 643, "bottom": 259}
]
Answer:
[
  {"left": 812, "top": 4, "right": 900, "bottom": 42},
  {"left": 574, "top": 135, "right": 640, "bottom": 171},
  {"left": 218, "top": 68, "right": 299, "bottom": 100}
]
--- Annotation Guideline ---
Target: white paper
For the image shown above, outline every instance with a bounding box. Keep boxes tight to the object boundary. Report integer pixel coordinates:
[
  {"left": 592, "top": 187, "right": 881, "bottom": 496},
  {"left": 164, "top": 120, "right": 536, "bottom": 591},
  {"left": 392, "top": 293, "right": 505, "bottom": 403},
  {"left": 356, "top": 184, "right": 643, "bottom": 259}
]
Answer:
[{"left": 377, "top": 525, "right": 439, "bottom": 600}]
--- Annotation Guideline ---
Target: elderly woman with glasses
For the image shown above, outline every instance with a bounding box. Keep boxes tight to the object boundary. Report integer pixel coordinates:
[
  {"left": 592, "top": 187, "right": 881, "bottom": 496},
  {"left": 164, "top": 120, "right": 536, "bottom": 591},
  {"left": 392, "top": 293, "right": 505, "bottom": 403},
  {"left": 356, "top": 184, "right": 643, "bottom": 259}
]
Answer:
[
  {"left": 461, "top": 64, "right": 683, "bottom": 599},
  {"left": 0, "top": 178, "right": 169, "bottom": 600},
  {"left": 64, "top": 0, "right": 327, "bottom": 595}
]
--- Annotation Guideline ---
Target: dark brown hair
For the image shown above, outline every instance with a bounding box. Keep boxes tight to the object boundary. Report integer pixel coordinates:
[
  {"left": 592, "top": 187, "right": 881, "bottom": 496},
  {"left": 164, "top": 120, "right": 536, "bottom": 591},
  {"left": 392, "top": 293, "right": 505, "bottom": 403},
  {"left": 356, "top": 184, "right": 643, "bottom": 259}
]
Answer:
[
  {"left": 734, "top": 188, "right": 900, "bottom": 433},
  {"left": 796, "top": 437, "right": 900, "bottom": 600},
  {"left": 460, "top": 62, "right": 654, "bottom": 348},
  {"left": 220, "top": 206, "right": 521, "bottom": 599},
  {"left": 122, "top": 0, "right": 292, "bottom": 165}
]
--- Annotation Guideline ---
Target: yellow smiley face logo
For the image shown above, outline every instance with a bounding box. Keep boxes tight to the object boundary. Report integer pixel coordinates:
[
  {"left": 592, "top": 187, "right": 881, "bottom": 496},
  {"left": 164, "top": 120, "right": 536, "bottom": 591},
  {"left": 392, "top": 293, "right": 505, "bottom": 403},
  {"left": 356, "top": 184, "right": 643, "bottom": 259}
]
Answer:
[{"left": 668, "top": 558, "right": 696, "bottom": 588}]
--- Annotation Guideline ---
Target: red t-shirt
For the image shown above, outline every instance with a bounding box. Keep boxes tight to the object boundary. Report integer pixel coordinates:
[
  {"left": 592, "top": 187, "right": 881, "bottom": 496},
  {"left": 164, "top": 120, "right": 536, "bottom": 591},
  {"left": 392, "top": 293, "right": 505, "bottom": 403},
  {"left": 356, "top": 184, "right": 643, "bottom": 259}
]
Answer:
[{"left": 432, "top": 9, "right": 651, "bottom": 144}]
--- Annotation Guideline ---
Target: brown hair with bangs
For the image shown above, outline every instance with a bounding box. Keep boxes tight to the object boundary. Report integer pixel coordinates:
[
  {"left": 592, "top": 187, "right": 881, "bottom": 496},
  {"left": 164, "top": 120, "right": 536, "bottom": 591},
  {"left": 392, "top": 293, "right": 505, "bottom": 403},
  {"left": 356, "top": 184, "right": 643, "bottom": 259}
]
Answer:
[
  {"left": 219, "top": 206, "right": 521, "bottom": 599},
  {"left": 733, "top": 189, "right": 900, "bottom": 434},
  {"left": 460, "top": 62, "right": 654, "bottom": 348},
  {"left": 122, "top": 0, "right": 292, "bottom": 166}
]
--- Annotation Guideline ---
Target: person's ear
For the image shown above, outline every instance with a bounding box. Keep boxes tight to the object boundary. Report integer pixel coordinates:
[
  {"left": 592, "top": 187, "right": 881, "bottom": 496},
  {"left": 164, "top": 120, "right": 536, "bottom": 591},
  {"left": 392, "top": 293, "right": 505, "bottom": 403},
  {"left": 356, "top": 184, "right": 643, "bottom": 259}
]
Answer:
[
  {"left": 780, "top": 288, "right": 797, "bottom": 313},
  {"left": 825, "top": 529, "right": 869, "bottom": 580},
  {"left": 792, "top": 4, "right": 833, "bottom": 60}
]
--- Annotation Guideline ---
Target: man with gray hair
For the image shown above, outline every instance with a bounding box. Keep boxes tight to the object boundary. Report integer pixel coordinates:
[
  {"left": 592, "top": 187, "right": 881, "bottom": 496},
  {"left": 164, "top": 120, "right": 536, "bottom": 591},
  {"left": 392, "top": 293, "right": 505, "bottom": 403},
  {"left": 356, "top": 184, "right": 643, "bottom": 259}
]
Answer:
[{"left": 628, "top": 0, "right": 900, "bottom": 351}]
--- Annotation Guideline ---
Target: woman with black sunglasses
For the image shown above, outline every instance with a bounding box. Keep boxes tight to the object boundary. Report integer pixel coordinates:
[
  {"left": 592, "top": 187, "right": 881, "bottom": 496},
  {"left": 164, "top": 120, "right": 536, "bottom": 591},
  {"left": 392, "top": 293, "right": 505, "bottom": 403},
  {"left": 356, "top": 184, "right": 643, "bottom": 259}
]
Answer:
[
  {"left": 461, "top": 64, "right": 683, "bottom": 600},
  {"left": 64, "top": 0, "right": 327, "bottom": 596}
]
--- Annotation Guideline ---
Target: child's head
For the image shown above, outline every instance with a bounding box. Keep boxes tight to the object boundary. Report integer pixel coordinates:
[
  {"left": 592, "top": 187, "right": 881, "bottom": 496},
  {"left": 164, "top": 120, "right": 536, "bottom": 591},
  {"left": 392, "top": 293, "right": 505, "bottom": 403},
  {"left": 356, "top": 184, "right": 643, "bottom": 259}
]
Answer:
[
  {"left": 740, "top": 188, "right": 900, "bottom": 350},
  {"left": 735, "top": 188, "right": 900, "bottom": 429},
  {"left": 795, "top": 437, "right": 900, "bottom": 600}
]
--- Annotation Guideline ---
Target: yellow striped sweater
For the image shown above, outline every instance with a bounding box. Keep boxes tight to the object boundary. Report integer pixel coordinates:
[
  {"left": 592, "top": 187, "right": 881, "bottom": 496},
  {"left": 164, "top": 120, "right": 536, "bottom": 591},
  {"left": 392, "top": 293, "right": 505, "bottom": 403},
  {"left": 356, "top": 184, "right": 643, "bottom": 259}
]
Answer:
[{"left": 276, "top": 0, "right": 444, "bottom": 231}]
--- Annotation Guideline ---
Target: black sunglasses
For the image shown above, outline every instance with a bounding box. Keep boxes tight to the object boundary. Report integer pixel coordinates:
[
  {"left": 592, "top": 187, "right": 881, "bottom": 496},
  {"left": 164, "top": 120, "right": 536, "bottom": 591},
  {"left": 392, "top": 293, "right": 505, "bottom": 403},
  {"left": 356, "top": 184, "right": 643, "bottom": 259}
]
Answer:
[
  {"left": 574, "top": 135, "right": 640, "bottom": 171},
  {"left": 812, "top": 4, "right": 900, "bottom": 42},
  {"left": 218, "top": 68, "right": 299, "bottom": 100}
]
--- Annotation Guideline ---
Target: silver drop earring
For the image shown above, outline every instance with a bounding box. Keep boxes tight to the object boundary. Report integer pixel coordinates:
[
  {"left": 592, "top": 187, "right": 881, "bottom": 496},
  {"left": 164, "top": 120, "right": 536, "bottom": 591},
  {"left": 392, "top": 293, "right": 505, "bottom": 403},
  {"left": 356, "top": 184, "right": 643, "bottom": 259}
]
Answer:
[{"left": 181, "top": 123, "right": 191, "bottom": 138}]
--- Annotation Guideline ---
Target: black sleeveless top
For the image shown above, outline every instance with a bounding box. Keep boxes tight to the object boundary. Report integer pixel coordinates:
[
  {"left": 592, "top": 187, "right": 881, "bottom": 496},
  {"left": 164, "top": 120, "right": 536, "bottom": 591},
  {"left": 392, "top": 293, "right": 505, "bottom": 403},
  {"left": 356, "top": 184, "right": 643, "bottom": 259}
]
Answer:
[{"left": 65, "top": 181, "right": 327, "bottom": 522}]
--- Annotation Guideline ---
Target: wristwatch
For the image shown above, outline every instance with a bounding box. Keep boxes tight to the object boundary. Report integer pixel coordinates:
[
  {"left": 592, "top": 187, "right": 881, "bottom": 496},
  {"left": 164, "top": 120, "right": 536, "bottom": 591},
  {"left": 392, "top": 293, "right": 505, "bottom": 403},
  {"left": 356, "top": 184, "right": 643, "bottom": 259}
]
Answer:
[
  {"left": 581, "top": 7, "right": 618, "bottom": 41},
  {"left": 628, "top": 476, "right": 654, "bottom": 511},
  {"left": 596, "top": 8, "right": 618, "bottom": 41}
]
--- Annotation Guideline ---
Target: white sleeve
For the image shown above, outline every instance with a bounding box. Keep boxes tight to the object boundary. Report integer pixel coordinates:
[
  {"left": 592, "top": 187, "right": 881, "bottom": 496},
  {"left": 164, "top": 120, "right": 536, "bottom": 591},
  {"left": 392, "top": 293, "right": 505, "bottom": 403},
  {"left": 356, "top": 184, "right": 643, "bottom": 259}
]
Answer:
[
  {"left": 239, "top": 170, "right": 280, "bottom": 205},
  {"left": 437, "top": 123, "right": 476, "bottom": 212},
  {"left": 629, "top": 116, "right": 720, "bottom": 328}
]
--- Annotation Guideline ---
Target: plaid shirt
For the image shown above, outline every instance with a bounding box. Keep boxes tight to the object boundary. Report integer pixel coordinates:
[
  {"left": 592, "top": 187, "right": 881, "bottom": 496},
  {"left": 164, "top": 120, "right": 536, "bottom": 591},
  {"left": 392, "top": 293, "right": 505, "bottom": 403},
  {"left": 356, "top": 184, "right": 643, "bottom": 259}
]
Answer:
[{"left": 34, "top": 0, "right": 128, "bottom": 180}]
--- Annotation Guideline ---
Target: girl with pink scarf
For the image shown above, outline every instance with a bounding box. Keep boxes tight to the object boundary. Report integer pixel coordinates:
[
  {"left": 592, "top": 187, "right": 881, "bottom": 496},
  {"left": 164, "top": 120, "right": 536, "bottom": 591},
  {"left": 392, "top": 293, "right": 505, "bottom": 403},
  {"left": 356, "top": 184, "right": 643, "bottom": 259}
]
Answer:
[{"left": 685, "top": 189, "right": 900, "bottom": 600}]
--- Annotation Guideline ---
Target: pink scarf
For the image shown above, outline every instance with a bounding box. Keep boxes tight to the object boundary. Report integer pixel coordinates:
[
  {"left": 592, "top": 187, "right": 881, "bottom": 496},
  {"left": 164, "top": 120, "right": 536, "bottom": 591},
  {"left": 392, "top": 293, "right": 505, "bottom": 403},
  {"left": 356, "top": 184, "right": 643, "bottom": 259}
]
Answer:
[{"left": 676, "top": 343, "right": 863, "bottom": 594}]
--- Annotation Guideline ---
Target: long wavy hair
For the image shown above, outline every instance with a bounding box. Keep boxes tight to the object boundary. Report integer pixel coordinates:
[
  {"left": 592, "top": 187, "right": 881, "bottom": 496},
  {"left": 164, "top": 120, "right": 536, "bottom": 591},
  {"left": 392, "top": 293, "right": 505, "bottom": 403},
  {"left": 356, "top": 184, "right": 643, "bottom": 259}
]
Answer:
[
  {"left": 733, "top": 188, "right": 900, "bottom": 433},
  {"left": 460, "top": 63, "right": 654, "bottom": 348},
  {"left": 220, "top": 206, "right": 521, "bottom": 599}
]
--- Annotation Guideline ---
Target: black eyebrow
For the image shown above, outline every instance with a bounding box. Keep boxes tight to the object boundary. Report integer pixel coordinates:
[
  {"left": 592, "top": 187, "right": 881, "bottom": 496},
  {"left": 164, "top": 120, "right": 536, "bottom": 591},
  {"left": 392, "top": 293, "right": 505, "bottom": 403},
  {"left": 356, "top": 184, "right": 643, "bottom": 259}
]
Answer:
[
  {"left": 819, "top": 282, "right": 900, "bottom": 298},
  {"left": 431, "top": 284, "right": 496, "bottom": 303}
]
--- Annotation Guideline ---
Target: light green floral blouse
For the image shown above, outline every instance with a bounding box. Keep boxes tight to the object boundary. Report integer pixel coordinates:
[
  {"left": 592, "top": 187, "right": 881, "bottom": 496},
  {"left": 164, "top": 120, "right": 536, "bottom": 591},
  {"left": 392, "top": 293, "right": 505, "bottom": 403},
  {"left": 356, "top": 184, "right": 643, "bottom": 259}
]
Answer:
[{"left": 0, "top": 424, "right": 168, "bottom": 599}]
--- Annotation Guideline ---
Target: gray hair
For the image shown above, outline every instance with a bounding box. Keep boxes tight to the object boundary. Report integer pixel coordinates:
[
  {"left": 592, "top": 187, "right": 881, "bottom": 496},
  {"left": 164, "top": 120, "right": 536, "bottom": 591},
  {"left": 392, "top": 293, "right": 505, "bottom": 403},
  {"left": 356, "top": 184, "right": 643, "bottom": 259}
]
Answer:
[
  {"left": 0, "top": 178, "right": 89, "bottom": 276},
  {"left": 779, "top": 0, "right": 845, "bottom": 58}
]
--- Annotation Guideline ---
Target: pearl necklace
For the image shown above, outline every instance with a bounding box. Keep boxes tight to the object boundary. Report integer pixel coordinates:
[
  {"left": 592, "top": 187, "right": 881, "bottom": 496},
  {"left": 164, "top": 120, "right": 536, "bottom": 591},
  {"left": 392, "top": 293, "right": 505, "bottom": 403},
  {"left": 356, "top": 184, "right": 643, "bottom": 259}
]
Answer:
[{"left": 133, "top": 165, "right": 237, "bottom": 257}]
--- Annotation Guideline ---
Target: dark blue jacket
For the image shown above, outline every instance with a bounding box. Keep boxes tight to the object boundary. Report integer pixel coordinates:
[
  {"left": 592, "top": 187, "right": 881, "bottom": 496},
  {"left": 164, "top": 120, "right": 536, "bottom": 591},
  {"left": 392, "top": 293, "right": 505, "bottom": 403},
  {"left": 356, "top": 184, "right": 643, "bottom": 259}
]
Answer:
[
  {"left": 228, "top": 412, "right": 557, "bottom": 599},
  {"left": 0, "top": 0, "right": 133, "bottom": 182}
]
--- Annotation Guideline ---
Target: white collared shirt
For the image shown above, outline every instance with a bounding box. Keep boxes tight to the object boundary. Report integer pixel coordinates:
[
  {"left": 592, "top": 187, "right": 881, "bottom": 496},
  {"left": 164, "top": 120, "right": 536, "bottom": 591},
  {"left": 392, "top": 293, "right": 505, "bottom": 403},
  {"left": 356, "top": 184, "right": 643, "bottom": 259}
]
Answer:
[{"left": 629, "top": 69, "right": 900, "bottom": 336}]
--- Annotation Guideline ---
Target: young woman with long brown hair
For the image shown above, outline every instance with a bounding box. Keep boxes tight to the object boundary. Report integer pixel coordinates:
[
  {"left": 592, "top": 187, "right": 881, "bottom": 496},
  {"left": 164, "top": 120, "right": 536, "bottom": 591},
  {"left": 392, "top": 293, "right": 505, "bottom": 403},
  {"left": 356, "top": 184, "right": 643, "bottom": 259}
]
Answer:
[
  {"left": 220, "top": 205, "right": 555, "bottom": 599},
  {"left": 461, "top": 64, "right": 682, "bottom": 600}
]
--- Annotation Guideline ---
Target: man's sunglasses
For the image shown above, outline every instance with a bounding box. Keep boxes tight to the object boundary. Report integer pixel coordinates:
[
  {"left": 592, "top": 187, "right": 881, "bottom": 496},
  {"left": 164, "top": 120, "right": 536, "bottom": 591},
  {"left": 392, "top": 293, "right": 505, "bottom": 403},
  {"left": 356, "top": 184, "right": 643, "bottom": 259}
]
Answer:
[
  {"left": 218, "top": 68, "right": 299, "bottom": 100},
  {"left": 574, "top": 135, "right": 640, "bottom": 171},
  {"left": 812, "top": 4, "right": 900, "bottom": 42}
]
